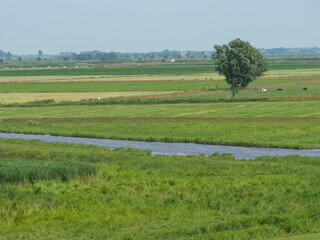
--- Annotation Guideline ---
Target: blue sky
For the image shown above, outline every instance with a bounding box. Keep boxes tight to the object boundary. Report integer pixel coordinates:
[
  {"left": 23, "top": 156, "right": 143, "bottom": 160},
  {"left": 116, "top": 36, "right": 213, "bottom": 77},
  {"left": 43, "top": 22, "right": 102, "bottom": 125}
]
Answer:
[{"left": 1, "top": 0, "right": 319, "bottom": 54}]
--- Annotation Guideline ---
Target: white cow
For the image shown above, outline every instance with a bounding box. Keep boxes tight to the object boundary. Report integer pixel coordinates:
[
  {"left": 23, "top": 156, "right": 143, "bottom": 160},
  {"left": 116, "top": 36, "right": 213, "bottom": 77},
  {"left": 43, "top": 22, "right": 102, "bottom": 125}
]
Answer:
[{"left": 259, "top": 88, "right": 267, "bottom": 92}]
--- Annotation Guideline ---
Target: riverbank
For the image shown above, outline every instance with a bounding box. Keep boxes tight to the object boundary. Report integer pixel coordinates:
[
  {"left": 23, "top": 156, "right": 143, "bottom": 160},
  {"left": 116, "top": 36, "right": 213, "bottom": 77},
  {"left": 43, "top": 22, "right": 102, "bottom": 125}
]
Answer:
[{"left": 1, "top": 132, "right": 319, "bottom": 159}]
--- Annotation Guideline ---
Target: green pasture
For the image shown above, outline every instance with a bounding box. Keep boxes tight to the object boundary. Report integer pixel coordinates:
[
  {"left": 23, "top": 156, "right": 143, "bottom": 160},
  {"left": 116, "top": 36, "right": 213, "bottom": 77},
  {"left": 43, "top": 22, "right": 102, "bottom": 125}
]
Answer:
[
  {"left": 147, "top": 88, "right": 320, "bottom": 102},
  {"left": 0, "top": 99, "right": 318, "bottom": 149},
  {"left": 0, "top": 59, "right": 320, "bottom": 239},
  {"left": 1, "top": 117, "right": 319, "bottom": 149},
  {"left": 1, "top": 61, "right": 320, "bottom": 76},
  {"left": 0, "top": 102, "right": 319, "bottom": 118},
  {"left": 0, "top": 73, "right": 223, "bottom": 83},
  {"left": 275, "top": 233, "right": 320, "bottom": 240},
  {"left": 0, "top": 84, "right": 318, "bottom": 105},
  {"left": 0, "top": 64, "right": 318, "bottom": 109},
  {"left": 0, "top": 67, "right": 318, "bottom": 84},
  {"left": 0, "top": 64, "right": 215, "bottom": 76},
  {"left": 0, "top": 77, "right": 317, "bottom": 93},
  {"left": 1, "top": 139, "right": 320, "bottom": 239},
  {"left": 0, "top": 61, "right": 318, "bottom": 149},
  {"left": 0, "top": 80, "right": 228, "bottom": 92}
]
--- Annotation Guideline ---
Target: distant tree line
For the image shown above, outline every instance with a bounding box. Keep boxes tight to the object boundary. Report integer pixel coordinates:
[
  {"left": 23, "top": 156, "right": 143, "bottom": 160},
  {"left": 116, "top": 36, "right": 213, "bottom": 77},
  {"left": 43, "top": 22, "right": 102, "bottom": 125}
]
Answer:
[
  {"left": 1, "top": 46, "right": 319, "bottom": 63},
  {"left": 59, "top": 49, "right": 213, "bottom": 61},
  {"left": 259, "top": 47, "right": 320, "bottom": 55},
  {"left": 0, "top": 50, "right": 13, "bottom": 61}
]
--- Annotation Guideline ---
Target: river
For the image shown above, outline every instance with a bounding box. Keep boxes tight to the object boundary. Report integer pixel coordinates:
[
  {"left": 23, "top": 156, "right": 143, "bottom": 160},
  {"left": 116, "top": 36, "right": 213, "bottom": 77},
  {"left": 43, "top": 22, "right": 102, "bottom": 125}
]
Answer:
[{"left": 1, "top": 132, "right": 319, "bottom": 159}]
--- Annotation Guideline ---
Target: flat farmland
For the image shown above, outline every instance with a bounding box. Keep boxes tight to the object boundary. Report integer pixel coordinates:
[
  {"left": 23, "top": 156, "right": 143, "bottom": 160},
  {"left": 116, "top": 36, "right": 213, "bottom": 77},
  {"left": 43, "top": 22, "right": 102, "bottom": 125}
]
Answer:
[
  {"left": 1, "top": 61, "right": 320, "bottom": 76},
  {"left": 0, "top": 117, "right": 319, "bottom": 149},
  {"left": 0, "top": 91, "right": 179, "bottom": 103},
  {"left": 0, "top": 68, "right": 319, "bottom": 83},
  {"left": 1, "top": 59, "right": 320, "bottom": 240},
  {"left": 0, "top": 65, "right": 318, "bottom": 105},
  {"left": 0, "top": 101, "right": 319, "bottom": 149},
  {"left": 0, "top": 61, "right": 318, "bottom": 149},
  {"left": 0, "top": 80, "right": 229, "bottom": 92},
  {"left": 0, "top": 101, "right": 319, "bottom": 118},
  {"left": 0, "top": 73, "right": 224, "bottom": 83}
]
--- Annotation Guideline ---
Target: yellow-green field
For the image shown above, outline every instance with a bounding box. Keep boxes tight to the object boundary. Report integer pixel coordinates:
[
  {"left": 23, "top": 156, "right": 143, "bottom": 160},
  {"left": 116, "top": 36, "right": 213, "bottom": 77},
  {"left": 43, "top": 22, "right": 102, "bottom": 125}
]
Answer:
[
  {"left": 0, "top": 91, "right": 179, "bottom": 103},
  {"left": 0, "top": 68, "right": 318, "bottom": 104},
  {"left": 0, "top": 73, "right": 223, "bottom": 83},
  {"left": 0, "top": 68, "right": 318, "bottom": 83}
]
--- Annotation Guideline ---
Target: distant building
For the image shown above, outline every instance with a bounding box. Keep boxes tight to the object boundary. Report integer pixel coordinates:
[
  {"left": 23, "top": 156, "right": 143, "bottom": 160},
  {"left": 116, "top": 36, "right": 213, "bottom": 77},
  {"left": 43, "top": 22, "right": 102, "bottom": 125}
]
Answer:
[{"left": 180, "top": 52, "right": 187, "bottom": 58}]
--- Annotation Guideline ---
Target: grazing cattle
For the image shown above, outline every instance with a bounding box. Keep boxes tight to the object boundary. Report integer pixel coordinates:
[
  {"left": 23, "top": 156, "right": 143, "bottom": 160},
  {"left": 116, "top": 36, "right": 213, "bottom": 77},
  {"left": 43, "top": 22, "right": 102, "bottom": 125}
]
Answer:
[
  {"left": 259, "top": 88, "right": 267, "bottom": 92},
  {"left": 276, "top": 88, "right": 283, "bottom": 91},
  {"left": 302, "top": 88, "right": 307, "bottom": 90}
]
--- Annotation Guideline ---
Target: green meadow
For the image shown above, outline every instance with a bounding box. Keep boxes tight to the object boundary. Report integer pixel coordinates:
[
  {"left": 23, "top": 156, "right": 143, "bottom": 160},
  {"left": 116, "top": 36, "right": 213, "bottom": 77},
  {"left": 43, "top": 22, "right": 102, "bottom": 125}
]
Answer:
[
  {"left": 0, "top": 59, "right": 320, "bottom": 239},
  {"left": 0, "top": 117, "right": 319, "bottom": 149},
  {"left": 0, "top": 101, "right": 319, "bottom": 118},
  {"left": 0, "top": 139, "right": 320, "bottom": 239},
  {"left": 0, "top": 80, "right": 229, "bottom": 92},
  {"left": 1, "top": 60, "right": 320, "bottom": 76},
  {"left": 0, "top": 62, "right": 319, "bottom": 149}
]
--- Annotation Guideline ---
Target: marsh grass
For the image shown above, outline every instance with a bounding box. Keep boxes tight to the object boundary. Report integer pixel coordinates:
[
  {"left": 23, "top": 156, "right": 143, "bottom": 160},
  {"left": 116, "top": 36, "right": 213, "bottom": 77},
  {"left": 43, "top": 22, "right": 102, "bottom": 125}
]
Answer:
[
  {"left": 0, "top": 139, "right": 320, "bottom": 239},
  {"left": 0, "top": 158, "right": 96, "bottom": 183}
]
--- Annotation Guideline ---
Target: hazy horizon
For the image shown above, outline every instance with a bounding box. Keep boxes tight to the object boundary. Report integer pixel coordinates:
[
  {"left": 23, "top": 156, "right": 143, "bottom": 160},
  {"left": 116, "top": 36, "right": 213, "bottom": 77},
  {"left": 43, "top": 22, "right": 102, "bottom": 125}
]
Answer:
[{"left": 1, "top": 0, "right": 319, "bottom": 55}]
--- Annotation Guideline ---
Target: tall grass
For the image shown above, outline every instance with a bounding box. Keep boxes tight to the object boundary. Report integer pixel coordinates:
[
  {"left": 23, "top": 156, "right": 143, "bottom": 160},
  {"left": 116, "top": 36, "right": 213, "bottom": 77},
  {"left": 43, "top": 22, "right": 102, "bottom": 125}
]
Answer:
[
  {"left": 0, "top": 139, "right": 320, "bottom": 239},
  {"left": 0, "top": 158, "right": 96, "bottom": 183}
]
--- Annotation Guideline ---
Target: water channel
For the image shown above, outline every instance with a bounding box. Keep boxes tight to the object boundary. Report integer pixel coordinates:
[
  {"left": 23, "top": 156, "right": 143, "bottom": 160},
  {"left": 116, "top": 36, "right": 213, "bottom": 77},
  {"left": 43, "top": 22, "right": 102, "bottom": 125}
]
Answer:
[{"left": 1, "top": 132, "right": 320, "bottom": 159}]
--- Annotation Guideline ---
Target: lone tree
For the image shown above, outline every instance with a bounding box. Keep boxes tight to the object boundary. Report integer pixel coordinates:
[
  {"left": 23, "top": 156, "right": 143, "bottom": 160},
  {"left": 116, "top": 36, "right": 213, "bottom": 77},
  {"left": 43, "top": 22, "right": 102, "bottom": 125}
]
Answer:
[{"left": 213, "top": 38, "right": 268, "bottom": 98}]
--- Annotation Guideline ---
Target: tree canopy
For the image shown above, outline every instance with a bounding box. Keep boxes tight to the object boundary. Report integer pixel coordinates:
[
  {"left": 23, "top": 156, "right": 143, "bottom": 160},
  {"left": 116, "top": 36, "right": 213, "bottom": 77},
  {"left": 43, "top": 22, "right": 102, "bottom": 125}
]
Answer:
[{"left": 213, "top": 38, "right": 268, "bottom": 98}]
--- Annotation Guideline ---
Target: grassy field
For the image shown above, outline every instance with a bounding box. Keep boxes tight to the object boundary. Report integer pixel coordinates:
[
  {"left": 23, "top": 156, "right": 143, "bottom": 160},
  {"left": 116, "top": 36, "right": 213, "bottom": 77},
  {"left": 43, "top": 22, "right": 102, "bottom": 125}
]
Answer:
[
  {"left": 0, "top": 117, "right": 319, "bottom": 149},
  {"left": 0, "top": 68, "right": 319, "bottom": 83},
  {"left": 0, "top": 77, "right": 318, "bottom": 93},
  {"left": 0, "top": 59, "right": 320, "bottom": 239},
  {"left": 0, "top": 73, "right": 224, "bottom": 83},
  {"left": 0, "top": 80, "right": 229, "bottom": 92},
  {"left": 0, "top": 102, "right": 319, "bottom": 118},
  {"left": 0, "top": 67, "right": 318, "bottom": 105},
  {"left": 0, "top": 91, "right": 179, "bottom": 103},
  {"left": 1, "top": 61, "right": 320, "bottom": 76},
  {"left": 0, "top": 139, "right": 320, "bottom": 239},
  {"left": 0, "top": 62, "right": 318, "bottom": 149},
  {"left": 276, "top": 233, "right": 320, "bottom": 240},
  {"left": 0, "top": 69, "right": 319, "bottom": 84}
]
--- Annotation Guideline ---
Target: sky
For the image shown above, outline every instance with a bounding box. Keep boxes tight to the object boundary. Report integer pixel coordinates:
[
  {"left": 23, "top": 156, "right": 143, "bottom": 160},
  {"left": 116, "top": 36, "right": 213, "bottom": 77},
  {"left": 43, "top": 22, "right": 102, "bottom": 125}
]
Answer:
[{"left": 0, "top": 0, "right": 319, "bottom": 55}]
